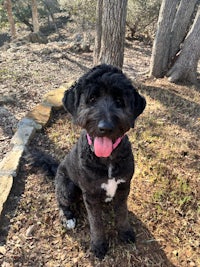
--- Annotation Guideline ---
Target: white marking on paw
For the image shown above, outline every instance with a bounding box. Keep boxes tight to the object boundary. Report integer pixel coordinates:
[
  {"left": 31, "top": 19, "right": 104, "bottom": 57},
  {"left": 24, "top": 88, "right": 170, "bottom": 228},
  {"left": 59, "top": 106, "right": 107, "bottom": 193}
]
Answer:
[
  {"left": 101, "top": 178, "right": 125, "bottom": 202},
  {"left": 105, "top": 197, "right": 113, "bottom": 202},
  {"left": 59, "top": 210, "right": 76, "bottom": 229},
  {"left": 65, "top": 218, "right": 76, "bottom": 229}
]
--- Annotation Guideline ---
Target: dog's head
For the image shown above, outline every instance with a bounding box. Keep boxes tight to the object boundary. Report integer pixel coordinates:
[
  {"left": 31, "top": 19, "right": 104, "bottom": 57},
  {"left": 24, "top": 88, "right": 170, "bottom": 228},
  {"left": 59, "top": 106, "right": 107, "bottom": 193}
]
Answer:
[{"left": 63, "top": 64, "right": 146, "bottom": 157}]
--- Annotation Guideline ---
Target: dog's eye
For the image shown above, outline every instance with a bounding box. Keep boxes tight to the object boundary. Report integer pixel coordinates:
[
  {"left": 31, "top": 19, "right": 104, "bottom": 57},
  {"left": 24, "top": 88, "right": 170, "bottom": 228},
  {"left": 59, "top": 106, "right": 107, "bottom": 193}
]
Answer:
[
  {"left": 115, "top": 97, "right": 125, "bottom": 108},
  {"left": 88, "top": 96, "right": 96, "bottom": 104}
]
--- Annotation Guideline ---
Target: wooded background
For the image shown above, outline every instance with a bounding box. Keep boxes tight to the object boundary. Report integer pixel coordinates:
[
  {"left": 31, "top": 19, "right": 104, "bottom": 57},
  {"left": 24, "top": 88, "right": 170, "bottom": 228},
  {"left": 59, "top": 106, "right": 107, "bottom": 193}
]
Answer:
[{"left": 1, "top": 0, "right": 200, "bottom": 84}]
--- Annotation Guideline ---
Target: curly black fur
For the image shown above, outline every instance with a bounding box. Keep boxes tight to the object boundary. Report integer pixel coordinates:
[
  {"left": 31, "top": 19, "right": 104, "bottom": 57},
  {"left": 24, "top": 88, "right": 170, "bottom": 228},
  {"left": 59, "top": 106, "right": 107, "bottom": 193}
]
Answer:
[
  {"left": 26, "top": 150, "right": 58, "bottom": 177},
  {"left": 33, "top": 64, "right": 146, "bottom": 259}
]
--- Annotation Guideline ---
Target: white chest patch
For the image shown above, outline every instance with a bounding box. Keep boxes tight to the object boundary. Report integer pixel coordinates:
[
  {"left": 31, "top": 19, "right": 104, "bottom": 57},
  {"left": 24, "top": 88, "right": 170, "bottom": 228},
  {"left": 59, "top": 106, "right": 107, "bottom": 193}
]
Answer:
[{"left": 101, "top": 178, "right": 125, "bottom": 202}]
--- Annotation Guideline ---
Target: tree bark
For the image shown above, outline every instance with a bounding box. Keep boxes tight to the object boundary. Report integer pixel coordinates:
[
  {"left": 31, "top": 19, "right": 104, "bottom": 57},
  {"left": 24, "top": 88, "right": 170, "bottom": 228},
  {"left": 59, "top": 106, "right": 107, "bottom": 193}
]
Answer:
[
  {"left": 150, "top": 0, "right": 200, "bottom": 84},
  {"left": 169, "top": 0, "right": 198, "bottom": 61},
  {"left": 4, "top": 0, "right": 16, "bottom": 39},
  {"left": 167, "top": 6, "right": 200, "bottom": 84},
  {"left": 149, "top": 0, "right": 180, "bottom": 78},
  {"left": 93, "top": 0, "right": 128, "bottom": 69},
  {"left": 44, "top": 0, "right": 60, "bottom": 35},
  {"left": 93, "top": 0, "right": 103, "bottom": 66},
  {"left": 32, "top": 0, "right": 40, "bottom": 33}
]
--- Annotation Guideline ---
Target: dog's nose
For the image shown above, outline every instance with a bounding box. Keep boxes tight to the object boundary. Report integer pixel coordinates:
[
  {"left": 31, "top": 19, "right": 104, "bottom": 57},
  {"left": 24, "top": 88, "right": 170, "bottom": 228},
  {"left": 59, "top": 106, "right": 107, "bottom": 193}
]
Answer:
[{"left": 98, "top": 120, "right": 114, "bottom": 134}]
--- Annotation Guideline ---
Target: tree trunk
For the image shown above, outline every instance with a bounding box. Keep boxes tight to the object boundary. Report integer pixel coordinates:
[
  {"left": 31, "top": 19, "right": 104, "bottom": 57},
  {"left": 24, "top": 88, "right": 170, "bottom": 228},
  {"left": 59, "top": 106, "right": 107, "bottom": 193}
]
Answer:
[
  {"left": 150, "top": 0, "right": 200, "bottom": 84},
  {"left": 4, "top": 0, "right": 16, "bottom": 39},
  {"left": 93, "top": 0, "right": 103, "bottom": 66},
  {"left": 167, "top": 6, "right": 200, "bottom": 84},
  {"left": 149, "top": 0, "right": 180, "bottom": 78},
  {"left": 44, "top": 0, "right": 60, "bottom": 36},
  {"left": 32, "top": 0, "right": 40, "bottom": 33},
  {"left": 93, "top": 0, "right": 128, "bottom": 69},
  {"left": 169, "top": 0, "right": 198, "bottom": 61}
]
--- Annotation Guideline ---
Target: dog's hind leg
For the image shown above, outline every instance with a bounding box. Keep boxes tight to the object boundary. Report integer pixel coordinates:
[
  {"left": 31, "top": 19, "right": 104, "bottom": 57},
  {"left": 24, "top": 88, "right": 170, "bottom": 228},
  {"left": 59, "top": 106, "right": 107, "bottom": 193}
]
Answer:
[{"left": 55, "top": 166, "right": 81, "bottom": 229}]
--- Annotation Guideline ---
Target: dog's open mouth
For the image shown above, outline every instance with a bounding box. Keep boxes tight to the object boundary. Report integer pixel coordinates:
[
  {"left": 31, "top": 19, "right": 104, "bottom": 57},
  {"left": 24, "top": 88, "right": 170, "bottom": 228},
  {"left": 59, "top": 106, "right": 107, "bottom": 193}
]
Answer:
[{"left": 87, "top": 134, "right": 123, "bottom": 158}]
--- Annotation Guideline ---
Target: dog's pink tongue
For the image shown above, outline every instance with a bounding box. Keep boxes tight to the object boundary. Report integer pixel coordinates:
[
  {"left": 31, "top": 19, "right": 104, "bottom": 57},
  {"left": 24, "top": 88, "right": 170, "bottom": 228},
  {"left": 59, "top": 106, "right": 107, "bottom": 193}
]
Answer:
[{"left": 93, "top": 137, "right": 113, "bottom": 157}]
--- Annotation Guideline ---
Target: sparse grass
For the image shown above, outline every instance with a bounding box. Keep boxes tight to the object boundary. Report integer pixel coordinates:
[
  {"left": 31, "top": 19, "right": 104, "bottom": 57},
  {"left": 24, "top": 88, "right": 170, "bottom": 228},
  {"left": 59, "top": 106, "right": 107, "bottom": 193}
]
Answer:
[
  {"left": 127, "top": 79, "right": 200, "bottom": 266},
  {"left": 0, "top": 68, "right": 13, "bottom": 81}
]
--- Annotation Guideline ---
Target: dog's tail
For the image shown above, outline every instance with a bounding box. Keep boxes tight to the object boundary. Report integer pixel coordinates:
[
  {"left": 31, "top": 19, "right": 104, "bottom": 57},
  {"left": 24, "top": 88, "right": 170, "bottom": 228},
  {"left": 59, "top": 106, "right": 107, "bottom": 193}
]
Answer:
[{"left": 25, "top": 149, "right": 59, "bottom": 178}]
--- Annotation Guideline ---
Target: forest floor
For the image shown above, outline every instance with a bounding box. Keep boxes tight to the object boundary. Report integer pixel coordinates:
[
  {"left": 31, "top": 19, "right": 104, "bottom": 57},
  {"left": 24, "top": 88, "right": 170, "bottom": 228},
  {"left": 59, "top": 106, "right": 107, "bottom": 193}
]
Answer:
[{"left": 0, "top": 18, "right": 200, "bottom": 267}]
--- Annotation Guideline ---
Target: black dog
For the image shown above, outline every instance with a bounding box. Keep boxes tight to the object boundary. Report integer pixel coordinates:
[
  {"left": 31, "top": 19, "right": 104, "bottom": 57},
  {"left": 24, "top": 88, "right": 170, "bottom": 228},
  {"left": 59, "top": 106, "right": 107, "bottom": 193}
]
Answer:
[{"left": 54, "top": 64, "right": 146, "bottom": 259}]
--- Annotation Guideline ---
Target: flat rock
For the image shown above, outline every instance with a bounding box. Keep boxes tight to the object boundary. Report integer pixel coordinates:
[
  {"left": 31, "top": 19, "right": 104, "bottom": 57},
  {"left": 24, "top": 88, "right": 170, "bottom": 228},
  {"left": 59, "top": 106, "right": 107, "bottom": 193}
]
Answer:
[
  {"left": 26, "top": 103, "right": 52, "bottom": 126},
  {"left": 11, "top": 125, "right": 36, "bottom": 146},
  {"left": 43, "top": 81, "right": 74, "bottom": 109},
  {"left": 0, "top": 146, "right": 24, "bottom": 177},
  {"left": 0, "top": 175, "right": 13, "bottom": 215},
  {"left": 18, "top": 117, "right": 42, "bottom": 130},
  {"left": 0, "top": 82, "right": 75, "bottom": 218},
  {"left": 43, "top": 88, "right": 66, "bottom": 109}
]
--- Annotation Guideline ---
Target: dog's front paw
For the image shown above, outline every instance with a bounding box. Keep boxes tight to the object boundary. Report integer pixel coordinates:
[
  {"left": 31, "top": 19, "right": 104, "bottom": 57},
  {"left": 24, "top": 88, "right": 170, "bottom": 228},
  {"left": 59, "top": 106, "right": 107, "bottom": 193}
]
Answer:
[
  {"left": 91, "top": 240, "right": 108, "bottom": 259},
  {"left": 59, "top": 209, "right": 76, "bottom": 229},
  {"left": 119, "top": 229, "right": 136, "bottom": 244},
  {"left": 62, "top": 218, "right": 76, "bottom": 229}
]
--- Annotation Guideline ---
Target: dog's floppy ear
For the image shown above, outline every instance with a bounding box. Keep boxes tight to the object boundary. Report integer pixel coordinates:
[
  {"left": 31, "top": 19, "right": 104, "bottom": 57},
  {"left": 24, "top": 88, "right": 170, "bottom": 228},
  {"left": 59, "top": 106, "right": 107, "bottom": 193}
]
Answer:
[
  {"left": 131, "top": 90, "right": 146, "bottom": 127},
  {"left": 133, "top": 91, "right": 146, "bottom": 119},
  {"left": 62, "top": 82, "right": 81, "bottom": 117}
]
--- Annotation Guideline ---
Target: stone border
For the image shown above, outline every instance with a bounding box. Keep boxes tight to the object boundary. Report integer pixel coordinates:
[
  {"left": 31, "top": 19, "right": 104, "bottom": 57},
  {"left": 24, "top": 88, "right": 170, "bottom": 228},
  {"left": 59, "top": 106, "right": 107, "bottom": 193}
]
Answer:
[{"left": 0, "top": 81, "right": 73, "bottom": 217}]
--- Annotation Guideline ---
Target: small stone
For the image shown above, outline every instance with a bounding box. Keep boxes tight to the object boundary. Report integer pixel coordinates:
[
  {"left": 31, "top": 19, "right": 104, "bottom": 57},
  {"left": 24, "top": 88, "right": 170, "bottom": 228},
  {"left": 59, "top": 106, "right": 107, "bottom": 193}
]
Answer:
[
  {"left": 0, "top": 246, "right": 6, "bottom": 255},
  {"left": 43, "top": 88, "right": 66, "bottom": 109},
  {"left": 41, "top": 47, "right": 52, "bottom": 55},
  {"left": 43, "top": 82, "right": 74, "bottom": 109},
  {"left": 26, "top": 224, "right": 36, "bottom": 237},
  {"left": 26, "top": 103, "right": 52, "bottom": 127}
]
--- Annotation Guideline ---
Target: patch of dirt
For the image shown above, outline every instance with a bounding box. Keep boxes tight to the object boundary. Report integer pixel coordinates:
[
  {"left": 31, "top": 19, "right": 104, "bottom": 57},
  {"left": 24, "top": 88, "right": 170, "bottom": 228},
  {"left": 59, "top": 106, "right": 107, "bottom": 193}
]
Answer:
[
  {"left": 0, "top": 21, "right": 200, "bottom": 267},
  {"left": 0, "top": 38, "right": 92, "bottom": 160}
]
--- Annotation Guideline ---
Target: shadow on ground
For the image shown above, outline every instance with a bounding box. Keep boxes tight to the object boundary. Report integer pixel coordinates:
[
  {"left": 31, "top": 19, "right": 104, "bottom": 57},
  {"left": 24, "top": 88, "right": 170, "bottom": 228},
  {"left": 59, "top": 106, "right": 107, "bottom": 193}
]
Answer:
[
  {"left": 0, "top": 33, "right": 10, "bottom": 47},
  {"left": 139, "top": 82, "right": 200, "bottom": 138}
]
